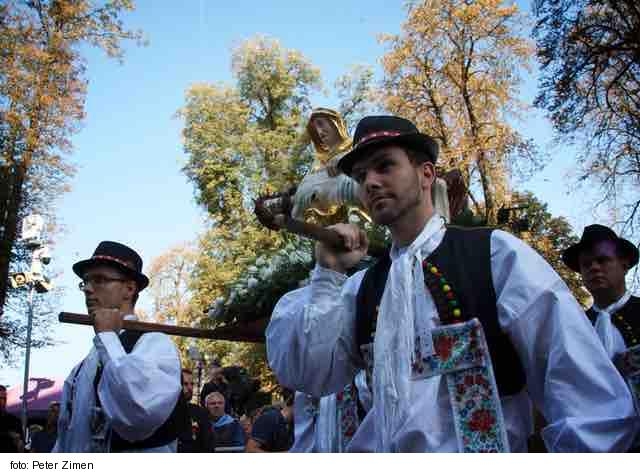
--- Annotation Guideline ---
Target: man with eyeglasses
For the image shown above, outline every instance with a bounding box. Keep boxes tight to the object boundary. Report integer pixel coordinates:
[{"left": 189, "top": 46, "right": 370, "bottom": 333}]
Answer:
[{"left": 53, "top": 241, "right": 183, "bottom": 452}]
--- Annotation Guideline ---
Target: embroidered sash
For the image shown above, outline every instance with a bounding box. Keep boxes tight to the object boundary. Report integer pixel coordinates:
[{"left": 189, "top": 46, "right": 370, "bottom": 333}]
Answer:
[
  {"left": 336, "top": 383, "right": 359, "bottom": 451},
  {"left": 361, "top": 318, "right": 510, "bottom": 452}
]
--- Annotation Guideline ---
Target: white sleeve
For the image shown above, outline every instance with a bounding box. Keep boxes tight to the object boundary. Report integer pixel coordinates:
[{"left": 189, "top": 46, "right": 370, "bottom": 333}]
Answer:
[
  {"left": 52, "top": 361, "right": 82, "bottom": 453},
  {"left": 266, "top": 265, "right": 366, "bottom": 397},
  {"left": 491, "top": 230, "right": 638, "bottom": 452},
  {"left": 93, "top": 331, "right": 181, "bottom": 442}
]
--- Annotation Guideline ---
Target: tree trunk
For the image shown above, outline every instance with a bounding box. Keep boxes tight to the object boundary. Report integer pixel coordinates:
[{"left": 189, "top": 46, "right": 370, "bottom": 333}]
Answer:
[{"left": 0, "top": 163, "right": 26, "bottom": 315}]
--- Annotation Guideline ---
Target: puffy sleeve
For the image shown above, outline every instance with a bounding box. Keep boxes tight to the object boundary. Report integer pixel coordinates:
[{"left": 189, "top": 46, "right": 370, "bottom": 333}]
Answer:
[
  {"left": 93, "top": 331, "right": 181, "bottom": 442},
  {"left": 491, "top": 230, "right": 638, "bottom": 452},
  {"left": 266, "top": 266, "right": 366, "bottom": 397}
]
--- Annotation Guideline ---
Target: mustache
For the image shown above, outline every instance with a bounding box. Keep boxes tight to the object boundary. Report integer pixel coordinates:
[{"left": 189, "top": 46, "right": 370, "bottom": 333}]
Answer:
[{"left": 367, "top": 192, "right": 393, "bottom": 203}]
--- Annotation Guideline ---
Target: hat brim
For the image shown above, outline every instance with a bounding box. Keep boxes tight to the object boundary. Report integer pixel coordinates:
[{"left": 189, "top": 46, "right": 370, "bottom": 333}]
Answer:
[
  {"left": 562, "top": 237, "right": 639, "bottom": 273},
  {"left": 337, "top": 133, "right": 437, "bottom": 176},
  {"left": 73, "top": 258, "right": 149, "bottom": 290}
]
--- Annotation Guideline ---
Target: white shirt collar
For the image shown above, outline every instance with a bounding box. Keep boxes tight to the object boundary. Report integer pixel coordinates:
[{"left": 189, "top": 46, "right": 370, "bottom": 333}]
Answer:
[{"left": 593, "top": 290, "right": 631, "bottom": 314}]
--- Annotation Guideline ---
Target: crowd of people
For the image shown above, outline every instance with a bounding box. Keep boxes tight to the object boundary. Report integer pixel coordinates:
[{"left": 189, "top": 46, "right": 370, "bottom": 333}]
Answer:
[
  {"left": 178, "top": 365, "right": 294, "bottom": 453},
  {"left": 1, "top": 112, "right": 639, "bottom": 453},
  {"left": 1, "top": 362, "right": 294, "bottom": 453}
]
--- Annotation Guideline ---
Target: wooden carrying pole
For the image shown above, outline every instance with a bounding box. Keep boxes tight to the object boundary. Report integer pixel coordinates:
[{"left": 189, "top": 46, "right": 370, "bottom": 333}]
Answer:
[{"left": 58, "top": 312, "right": 266, "bottom": 343}]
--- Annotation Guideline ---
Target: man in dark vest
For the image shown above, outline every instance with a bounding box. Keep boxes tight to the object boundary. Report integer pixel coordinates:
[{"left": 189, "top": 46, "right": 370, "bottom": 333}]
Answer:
[
  {"left": 562, "top": 224, "right": 640, "bottom": 451},
  {"left": 562, "top": 224, "right": 639, "bottom": 358},
  {"left": 266, "top": 115, "right": 638, "bottom": 452},
  {"left": 54, "top": 241, "right": 183, "bottom": 452}
]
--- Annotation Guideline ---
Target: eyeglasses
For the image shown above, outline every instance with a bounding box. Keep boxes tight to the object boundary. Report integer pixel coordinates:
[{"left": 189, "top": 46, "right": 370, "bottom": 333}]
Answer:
[{"left": 78, "top": 275, "right": 128, "bottom": 290}]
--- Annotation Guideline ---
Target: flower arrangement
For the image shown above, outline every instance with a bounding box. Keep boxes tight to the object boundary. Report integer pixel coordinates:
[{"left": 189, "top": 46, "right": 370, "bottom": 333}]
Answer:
[{"left": 209, "top": 238, "right": 315, "bottom": 325}]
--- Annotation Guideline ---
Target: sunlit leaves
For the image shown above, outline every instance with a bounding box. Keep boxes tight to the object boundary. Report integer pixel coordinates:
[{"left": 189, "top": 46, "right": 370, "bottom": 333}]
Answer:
[{"left": 380, "top": 0, "right": 538, "bottom": 223}]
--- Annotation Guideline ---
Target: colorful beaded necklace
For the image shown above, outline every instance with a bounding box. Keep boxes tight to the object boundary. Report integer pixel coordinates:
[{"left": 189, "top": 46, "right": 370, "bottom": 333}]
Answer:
[
  {"left": 368, "top": 259, "right": 465, "bottom": 340},
  {"left": 613, "top": 311, "right": 640, "bottom": 346}
]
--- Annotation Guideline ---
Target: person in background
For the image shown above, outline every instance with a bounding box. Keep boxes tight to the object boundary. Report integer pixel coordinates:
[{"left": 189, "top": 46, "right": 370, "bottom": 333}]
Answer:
[
  {"left": 239, "top": 413, "right": 253, "bottom": 443},
  {"left": 30, "top": 402, "right": 60, "bottom": 453},
  {"left": 205, "top": 392, "right": 244, "bottom": 450},
  {"left": 562, "top": 224, "right": 640, "bottom": 451},
  {"left": 245, "top": 392, "right": 294, "bottom": 452},
  {"left": 178, "top": 368, "right": 214, "bottom": 452},
  {"left": 0, "top": 385, "right": 24, "bottom": 452},
  {"left": 562, "top": 224, "right": 640, "bottom": 359},
  {"left": 199, "top": 361, "right": 230, "bottom": 410}
]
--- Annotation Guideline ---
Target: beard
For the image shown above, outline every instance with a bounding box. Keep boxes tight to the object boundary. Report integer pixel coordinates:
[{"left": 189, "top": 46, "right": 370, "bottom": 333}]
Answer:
[{"left": 368, "top": 177, "right": 423, "bottom": 227}]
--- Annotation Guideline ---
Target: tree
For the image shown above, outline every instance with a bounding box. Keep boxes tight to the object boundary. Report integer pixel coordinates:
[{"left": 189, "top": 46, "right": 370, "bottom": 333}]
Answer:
[
  {"left": 177, "top": 37, "right": 324, "bottom": 392},
  {"left": 146, "top": 242, "right": 198, "bottom": 326},
  {"left": 178, "top": 36, "right": 322, "bottom": 327},
  {"left": 380, "top": 0, "right": 540, "bottom": 224},
  {"left": 533, "top": 0, "right": 640, "bottom": 233},
  {"left": 504, "top": 191, "right": 590, "bottom": 306},
  {"left": 334, "top": 64, "right": 378, "bottom": 131},
  {"left": 0, "top": 0, "right": 142, "bottom": 331}
]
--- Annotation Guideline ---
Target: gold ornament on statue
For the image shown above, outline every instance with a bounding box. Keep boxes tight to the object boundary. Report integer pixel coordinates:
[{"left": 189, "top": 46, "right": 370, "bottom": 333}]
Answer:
[{"left": 293, "top": 108, "right": 369, "bottom": 226}]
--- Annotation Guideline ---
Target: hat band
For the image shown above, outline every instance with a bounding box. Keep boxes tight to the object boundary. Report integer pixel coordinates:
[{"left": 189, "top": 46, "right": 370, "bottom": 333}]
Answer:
[
  {"left": 355, "top": 130, "right": 403, "bottom": 148},
  {"left": 92, "top": 255, "right": 136, "bottom": 272}
]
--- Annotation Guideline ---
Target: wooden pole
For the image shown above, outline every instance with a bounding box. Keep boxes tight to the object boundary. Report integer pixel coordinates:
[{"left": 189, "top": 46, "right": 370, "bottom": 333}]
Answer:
[{"left": 58, "top": 312, "right": 265, "bottom": 343}]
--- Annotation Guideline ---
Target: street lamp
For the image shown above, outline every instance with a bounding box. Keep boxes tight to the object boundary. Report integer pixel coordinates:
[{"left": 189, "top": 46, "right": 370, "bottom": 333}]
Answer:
[{"left": 9, "top": 213, "right": 53, "bottom": 440}]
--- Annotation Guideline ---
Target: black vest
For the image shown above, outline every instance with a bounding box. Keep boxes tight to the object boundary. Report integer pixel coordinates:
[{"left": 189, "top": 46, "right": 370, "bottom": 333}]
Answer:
[
  {"left": 585, "top": 295, "right": 640, "bottom": 347},
  {"left": 355, "top": 226, "right": 526, "bottom": 396},
  {"left": 94, "top": 330, "right": 187, "bottom": 452}
]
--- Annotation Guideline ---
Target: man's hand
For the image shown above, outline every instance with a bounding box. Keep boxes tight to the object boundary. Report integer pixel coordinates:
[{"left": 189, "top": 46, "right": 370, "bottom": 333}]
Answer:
[
  {"left": 92, "top": 308, "right": 125, "bottom": 334},
  {"left": 315, "top": 223, "right": 368, "bottom": 274}
]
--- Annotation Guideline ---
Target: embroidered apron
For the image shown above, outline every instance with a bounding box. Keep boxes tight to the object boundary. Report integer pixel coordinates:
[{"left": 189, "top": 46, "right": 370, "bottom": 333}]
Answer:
[{"left": 361, "top": 318, "right": 510, "bottom": 452}]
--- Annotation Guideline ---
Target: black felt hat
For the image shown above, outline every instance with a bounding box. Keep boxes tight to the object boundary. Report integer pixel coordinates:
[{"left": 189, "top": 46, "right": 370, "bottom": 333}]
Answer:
[
  {"left": 72, "top": 241, "right": 149, "bottom": 290},
  {"left": 337, "top": 115, "right": 439, "bottom": 176},
  {"left": 562, "top": 224, "right": 639, "bottom": 272}
]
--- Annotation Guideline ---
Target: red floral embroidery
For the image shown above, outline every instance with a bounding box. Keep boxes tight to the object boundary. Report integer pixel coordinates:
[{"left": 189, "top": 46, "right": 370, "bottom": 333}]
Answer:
[
  {"left": 435, "top": 335, "right": 455, "bottom": 360},
  {"left": 468, "top": 409, "right": 495, "bottom": 432}
]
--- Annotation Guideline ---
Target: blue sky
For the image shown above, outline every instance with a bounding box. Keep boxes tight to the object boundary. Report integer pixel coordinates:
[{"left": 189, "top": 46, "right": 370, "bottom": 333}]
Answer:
[{"left": 0, "top": 0, "right": 611, "bottom": 386}]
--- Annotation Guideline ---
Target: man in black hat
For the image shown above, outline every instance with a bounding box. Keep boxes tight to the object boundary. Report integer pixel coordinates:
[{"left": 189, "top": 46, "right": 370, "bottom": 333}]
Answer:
[
  {"left": 267, "top": 115, "right": 638, "bottom": 452},
  {"left": 563, "top": 225, "right": 639, "bottom": 357},
  {"left": 53, "top": 241, "right": 183, "bottom": 452}
]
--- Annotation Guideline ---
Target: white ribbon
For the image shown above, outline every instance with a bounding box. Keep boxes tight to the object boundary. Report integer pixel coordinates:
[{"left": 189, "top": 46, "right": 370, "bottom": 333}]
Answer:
[
  {"left": 373, "top": 214, "right": 445, "bottom": 452},
  {"left": 593, "top": 291, "right": 631, "bottom": 358}
]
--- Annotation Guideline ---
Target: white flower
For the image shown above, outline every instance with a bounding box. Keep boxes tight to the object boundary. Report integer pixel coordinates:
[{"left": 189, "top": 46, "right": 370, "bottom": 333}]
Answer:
[{"left": 247, "top": 277, "right": 259, "bottom": 288}]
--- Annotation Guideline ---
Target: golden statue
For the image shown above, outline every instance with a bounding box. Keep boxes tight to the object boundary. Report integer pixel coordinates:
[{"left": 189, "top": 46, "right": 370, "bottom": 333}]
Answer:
[
  {"left": 292, "top": 108, "right": 367, "bottom": 225},
  {"left": 292, "top": 107, "right": 452, "bottom": 225}
]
